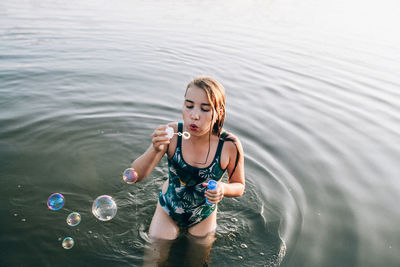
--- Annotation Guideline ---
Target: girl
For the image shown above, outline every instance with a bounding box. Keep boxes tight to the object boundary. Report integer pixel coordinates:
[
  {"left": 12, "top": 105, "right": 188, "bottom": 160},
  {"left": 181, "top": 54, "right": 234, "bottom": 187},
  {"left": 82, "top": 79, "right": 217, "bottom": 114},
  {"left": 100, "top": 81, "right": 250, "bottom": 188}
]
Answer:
[{"left": 131, "top": 77, "right": 245, "bottom": 263}]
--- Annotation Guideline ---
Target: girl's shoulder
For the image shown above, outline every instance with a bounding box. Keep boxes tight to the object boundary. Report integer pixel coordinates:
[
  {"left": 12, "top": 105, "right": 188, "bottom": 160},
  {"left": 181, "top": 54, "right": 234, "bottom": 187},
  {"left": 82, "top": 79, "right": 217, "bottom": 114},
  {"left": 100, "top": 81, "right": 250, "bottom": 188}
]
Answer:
[
  {"left": 221, "top": 130, "right": 241, "bottom": 143},
  {"left": 221, "top": 130, "right": 243, "bottom": 156}
]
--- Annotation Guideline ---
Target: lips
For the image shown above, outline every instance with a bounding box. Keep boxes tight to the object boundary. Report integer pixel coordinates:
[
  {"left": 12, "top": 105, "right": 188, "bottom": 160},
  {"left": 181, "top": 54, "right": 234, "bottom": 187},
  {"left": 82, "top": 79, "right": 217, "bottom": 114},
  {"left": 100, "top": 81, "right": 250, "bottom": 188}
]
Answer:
[{"left": 189, "top": 124, "right": 198, "bottom": 131}]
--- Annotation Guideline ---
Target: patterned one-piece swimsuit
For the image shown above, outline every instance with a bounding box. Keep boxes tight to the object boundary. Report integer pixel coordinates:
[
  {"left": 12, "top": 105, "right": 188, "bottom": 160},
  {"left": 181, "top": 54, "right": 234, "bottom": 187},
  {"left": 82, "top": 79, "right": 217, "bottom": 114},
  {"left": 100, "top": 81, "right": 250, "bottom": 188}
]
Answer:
[{"left": 158, "top": 122, "right": 228, "bottom": 228}]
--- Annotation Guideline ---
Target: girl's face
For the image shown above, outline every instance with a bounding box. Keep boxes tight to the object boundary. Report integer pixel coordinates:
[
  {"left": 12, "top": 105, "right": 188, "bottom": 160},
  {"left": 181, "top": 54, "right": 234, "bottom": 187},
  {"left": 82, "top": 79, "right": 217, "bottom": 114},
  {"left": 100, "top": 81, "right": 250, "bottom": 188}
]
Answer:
[{"left": 182, "top": 86, "right": 216, "bottom": 136}]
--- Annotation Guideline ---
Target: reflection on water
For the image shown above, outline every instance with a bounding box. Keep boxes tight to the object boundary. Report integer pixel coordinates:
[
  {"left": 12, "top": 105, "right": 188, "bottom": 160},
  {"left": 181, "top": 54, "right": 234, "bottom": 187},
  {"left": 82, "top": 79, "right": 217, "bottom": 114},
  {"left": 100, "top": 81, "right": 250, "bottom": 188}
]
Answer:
[{"left": 1, "top": 0, "right": 400, "bottom": 266}]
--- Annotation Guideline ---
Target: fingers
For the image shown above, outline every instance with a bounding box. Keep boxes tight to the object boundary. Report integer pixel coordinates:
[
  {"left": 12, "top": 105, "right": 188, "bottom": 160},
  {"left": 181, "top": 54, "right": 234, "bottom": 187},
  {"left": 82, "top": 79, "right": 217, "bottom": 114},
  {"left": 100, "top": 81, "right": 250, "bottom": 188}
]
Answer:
[
  {"left": 204, "top": 185, "right": 224, "bottom": 204},
  {"left": 152, "top": 125, "right": 169, "bottom": 138},
  {"left": 152, "top": 125, "right": 170, "bottom": 151}
]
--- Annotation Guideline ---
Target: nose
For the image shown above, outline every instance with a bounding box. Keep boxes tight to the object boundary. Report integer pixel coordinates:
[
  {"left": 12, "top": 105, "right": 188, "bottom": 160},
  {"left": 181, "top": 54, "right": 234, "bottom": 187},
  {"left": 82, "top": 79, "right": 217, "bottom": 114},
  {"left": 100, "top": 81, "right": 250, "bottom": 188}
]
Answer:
[{"left": 190, "top": 109, "right": 200, "bottom": 120}]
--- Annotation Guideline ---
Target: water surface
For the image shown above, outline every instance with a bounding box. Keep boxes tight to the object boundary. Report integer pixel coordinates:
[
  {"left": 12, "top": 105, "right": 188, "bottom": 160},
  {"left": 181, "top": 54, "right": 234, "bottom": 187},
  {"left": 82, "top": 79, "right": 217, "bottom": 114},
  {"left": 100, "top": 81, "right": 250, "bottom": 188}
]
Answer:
[{"left": 1, "top": 0, "right": 400, "bottom": 266}]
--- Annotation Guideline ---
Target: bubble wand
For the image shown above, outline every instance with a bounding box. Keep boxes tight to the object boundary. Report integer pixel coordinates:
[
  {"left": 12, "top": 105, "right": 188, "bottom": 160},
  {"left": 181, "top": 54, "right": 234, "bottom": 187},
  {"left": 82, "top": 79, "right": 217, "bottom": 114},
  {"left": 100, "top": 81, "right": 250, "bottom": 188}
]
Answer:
[{"left": 165, "top": 126, "right": 190, "bottom": 140}]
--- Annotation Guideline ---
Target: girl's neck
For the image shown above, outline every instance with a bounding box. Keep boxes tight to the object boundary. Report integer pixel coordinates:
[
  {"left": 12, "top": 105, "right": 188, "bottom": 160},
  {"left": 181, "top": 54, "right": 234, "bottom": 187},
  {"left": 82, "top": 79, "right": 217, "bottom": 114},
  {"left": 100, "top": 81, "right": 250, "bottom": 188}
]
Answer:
[
  {"left": 182, "top": 125, "right": 215, "bottom": 144},
  {"left": 187, "top": 134, "right": 211, "bottom": 147}
]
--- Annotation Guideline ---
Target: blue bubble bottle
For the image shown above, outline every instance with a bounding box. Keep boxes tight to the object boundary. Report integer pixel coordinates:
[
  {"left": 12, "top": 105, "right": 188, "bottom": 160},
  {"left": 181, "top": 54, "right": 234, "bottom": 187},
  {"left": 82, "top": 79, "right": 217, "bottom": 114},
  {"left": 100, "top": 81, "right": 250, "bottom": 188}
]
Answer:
[{"left": 206, "top": 180, "right": 218, "bottom": 205}]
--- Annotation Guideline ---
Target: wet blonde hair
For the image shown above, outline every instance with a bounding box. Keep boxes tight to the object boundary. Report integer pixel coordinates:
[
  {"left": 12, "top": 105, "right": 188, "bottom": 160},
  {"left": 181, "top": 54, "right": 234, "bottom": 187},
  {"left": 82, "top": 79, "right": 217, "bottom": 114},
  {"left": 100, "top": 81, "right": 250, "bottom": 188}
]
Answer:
[{"left": 185, "top": 77, "right": 226, "bottom": 136}]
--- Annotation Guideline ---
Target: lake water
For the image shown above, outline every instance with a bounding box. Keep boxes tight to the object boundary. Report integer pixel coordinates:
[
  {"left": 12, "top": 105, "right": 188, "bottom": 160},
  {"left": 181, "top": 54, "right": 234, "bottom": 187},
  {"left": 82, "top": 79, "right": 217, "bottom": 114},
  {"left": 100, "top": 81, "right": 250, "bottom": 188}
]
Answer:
[{"left": 1, "top": 0, "right": 399, "bottom": 266}]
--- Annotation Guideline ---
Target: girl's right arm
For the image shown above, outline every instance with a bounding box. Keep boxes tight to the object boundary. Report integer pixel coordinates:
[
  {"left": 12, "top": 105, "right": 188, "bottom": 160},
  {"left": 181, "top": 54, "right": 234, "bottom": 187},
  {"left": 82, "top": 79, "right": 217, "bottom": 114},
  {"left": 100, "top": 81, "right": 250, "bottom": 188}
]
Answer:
[{"left": 130, "top": 125, "right": 170, "bottom": 182}]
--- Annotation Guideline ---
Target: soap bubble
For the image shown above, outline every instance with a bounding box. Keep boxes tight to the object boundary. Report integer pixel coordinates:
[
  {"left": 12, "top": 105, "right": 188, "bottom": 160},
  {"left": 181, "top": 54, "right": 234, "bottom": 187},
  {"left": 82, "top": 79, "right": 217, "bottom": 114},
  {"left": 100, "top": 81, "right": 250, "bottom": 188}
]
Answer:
[
  {"left": 92, "top": 195, "right": 117, "bottom": 221},
  {"left": 47, "top": 193, "right": 65, "bottom": 211},
  {"left": 66, "top": 212, "right": 81, "bottom": 226},
  {"left": 165, "top": 127, "right": 174, "bottom": 139},
  {"left": 123, "top": 168, "right": 137, "bottom": 184},
  {"left": 62, "top": 237, "right": 74, "bottom": 249}
]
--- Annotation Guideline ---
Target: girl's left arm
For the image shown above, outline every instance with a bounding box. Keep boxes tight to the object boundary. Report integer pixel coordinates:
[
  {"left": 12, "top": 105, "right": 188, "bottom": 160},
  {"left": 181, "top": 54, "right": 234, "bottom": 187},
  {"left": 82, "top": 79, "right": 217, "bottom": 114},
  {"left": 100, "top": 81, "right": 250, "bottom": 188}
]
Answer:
[
  {"left": 221, "top": 132, "right": 245, "bottom": 197},
  {"left": 204, "top": 133, "right": 245, "bottom": 204}
]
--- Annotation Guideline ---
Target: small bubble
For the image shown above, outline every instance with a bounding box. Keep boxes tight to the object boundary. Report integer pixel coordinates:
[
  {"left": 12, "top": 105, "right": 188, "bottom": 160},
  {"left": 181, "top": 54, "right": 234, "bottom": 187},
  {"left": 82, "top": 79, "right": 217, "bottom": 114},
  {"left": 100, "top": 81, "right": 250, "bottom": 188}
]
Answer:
[
  {"left": 93, "top": 235, "right": 98, "bottom": 239},
  {"left": 62, "top": 237, "right": 74, "bottom": 249},
  {"left": 121, "top": 240, "right": 125, "bottom": 244},
  {"left": 66, "top": 212, "right": 81, "bottom": 226},
  {"left": 88, "top": 230, "right": 93, "bottom": 234},
  {"left": 240, "top": 243, "right": 248, "bottom": 249},
  {"left": 123, "top": 168, "right": 138, "bottom": 184},
  {"left": 238, "top": 256, "right": 243, "bottom": 260},
  {"left": 47, "top": 193, "right": 65, "bottom": 211},
  {"left": 17, "top": 185, "right": 22, "bottom": 189},
  {"left": 260, "top": 252, "right": 265, "bottom": 256},
  {"left": 13, "top": 213, "right": 18, "bottom": 217},
  {"left": 21, "top": 218, "right": 26, "bottom": 222},
  {"left": 231, "top": 218, "right": 238, "bottom": 222},
  {"left": 58, "top": 237, "right": 62, "bottom": 241}
]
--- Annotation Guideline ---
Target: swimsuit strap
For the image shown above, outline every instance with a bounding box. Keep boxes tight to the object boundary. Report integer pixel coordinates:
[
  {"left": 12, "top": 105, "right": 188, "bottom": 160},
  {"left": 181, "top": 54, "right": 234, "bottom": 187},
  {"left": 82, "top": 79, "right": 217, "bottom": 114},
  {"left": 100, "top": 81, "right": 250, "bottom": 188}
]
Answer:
[
  {"left": 215, "top": 131, "right": 228, "bottom": 158},
  {"left": 177, "top": 122, "right": 183, "bottom": 148},
  {"left": 221, "top": 132, "right": 240, "bottom": 178}
]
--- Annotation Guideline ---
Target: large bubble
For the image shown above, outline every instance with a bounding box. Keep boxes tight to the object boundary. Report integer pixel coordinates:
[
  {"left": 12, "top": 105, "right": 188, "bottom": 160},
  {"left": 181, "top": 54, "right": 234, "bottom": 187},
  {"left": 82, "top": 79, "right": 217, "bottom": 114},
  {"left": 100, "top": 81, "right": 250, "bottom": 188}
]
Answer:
[
  {"left": 47, "top": 193, "right": 65, "bottom": 211},
  {"left": 92, "top": 195, "right": 117, "bottom": 221},
  {"left": 66, "top": 212, "right": 81, "bottom": 226}
]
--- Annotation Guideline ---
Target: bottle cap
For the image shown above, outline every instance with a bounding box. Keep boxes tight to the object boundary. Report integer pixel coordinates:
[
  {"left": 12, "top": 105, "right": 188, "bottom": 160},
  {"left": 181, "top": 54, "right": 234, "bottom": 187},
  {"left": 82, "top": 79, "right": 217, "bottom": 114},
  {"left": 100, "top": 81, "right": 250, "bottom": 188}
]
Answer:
[{"left": 207, "top": 180, "right": 217, "bottom": 190}]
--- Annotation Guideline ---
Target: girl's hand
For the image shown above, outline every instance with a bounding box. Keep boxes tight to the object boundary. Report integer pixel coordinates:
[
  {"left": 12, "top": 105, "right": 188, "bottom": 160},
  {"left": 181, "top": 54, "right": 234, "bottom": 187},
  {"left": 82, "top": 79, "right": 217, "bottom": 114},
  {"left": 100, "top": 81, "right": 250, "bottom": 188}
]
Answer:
[
  {"left": 151, "top": 125, "right": 170, "bottom": 152},
  {"left": 202, "top": 182, "right": 224, "bottom": 204}
]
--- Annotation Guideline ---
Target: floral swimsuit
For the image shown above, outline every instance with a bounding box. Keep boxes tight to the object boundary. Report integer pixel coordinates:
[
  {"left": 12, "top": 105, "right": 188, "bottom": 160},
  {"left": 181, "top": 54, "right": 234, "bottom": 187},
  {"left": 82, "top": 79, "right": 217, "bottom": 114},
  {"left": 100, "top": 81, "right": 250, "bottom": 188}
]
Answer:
[{"left": 159, "top": 122, "right": 228, "bottom": 228}]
